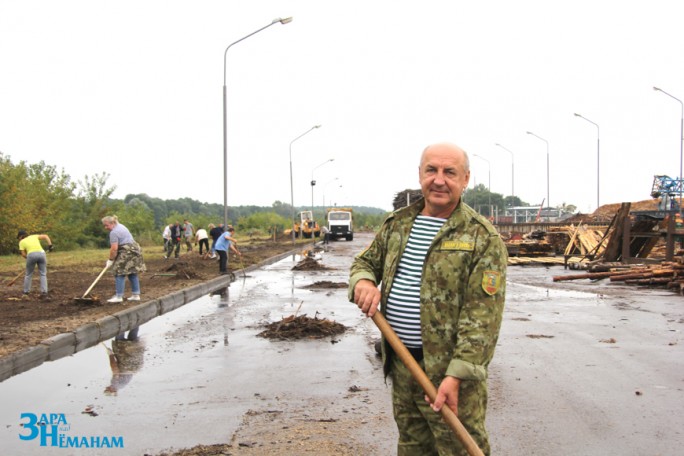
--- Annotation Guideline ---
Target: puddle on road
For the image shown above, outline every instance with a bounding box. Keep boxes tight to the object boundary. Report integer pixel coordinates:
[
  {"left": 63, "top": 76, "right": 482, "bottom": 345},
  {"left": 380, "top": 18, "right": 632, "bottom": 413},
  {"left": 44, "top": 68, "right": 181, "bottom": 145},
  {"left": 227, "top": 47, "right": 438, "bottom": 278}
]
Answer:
[{"left": 507, "top": 281, "right": 606, "bottom": 306}]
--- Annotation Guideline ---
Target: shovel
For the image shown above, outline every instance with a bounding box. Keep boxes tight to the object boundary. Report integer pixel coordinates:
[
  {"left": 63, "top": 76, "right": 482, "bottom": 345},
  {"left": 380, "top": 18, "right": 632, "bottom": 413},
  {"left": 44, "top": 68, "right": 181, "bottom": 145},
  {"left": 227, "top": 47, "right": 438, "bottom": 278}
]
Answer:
[
  {"left": 6, "top": 270, "right": 23, "bottom": 287},
  {"left": 371, "top": 312, "right": 485, "bottom": 456},
  {"left": 238, "top": 255, "right": 247, "bottom": 278},
  {"left": 74, "top": 265, "right": 110, "bottom": 304}
]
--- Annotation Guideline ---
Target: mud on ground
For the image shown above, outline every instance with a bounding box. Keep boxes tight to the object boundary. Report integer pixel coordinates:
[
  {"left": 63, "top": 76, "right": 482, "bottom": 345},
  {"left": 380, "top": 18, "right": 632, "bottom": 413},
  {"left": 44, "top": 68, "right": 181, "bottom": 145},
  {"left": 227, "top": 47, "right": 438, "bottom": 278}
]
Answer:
[{"left": 0, "top": 238, "right": 297, "bottom": 359}]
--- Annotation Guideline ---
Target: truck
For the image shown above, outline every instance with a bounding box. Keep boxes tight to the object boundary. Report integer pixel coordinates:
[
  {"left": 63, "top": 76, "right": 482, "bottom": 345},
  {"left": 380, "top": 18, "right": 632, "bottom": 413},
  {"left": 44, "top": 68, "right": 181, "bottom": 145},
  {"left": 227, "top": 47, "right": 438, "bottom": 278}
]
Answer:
[
  {"left": 326, "top": 208, "right": 353, "bottom": 241},
  {"left": 294, "top": 210, "right": 320, "bottom": 238}
]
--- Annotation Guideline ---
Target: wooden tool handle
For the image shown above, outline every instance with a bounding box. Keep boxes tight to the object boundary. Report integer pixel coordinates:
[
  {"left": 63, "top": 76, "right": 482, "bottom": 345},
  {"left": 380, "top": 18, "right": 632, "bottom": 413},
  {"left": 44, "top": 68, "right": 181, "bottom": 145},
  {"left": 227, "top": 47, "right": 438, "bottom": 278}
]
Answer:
[
  {"left": 372, "top": 312, "right": 485, "bottom": 456},
  {"left": 82, "top": 265, "right": 110, "bottom": 298},
  {"left": 6, "top": 270, "right": 23, "bottom": 287}
]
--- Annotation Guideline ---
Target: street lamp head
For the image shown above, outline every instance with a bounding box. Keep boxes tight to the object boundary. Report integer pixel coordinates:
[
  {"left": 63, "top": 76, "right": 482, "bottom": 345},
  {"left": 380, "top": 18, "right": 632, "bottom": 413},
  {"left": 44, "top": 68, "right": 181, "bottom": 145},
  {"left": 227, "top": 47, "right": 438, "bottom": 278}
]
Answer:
[
  {"left": 526, "top": 131, "right": 532, "bottom": 135},
  {"left": 276, "top": 17, "right": 293, "bottom": 24},
  {"left": 574, "top": 113, "right": 581, "bottom": 117},
  {"left": 653, "top": 86, "right": 661, "bottom": 92},
  {"left": 314, "top": 124, "right": 321, "bottom": 129}
]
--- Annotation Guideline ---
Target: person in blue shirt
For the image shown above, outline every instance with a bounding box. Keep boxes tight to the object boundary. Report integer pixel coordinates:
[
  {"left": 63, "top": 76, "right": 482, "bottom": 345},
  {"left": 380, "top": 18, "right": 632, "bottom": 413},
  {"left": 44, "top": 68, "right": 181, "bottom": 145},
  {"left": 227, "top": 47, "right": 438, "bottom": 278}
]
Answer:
[{"left": 214, "top": 226, "right": 241, "bottom": 275}]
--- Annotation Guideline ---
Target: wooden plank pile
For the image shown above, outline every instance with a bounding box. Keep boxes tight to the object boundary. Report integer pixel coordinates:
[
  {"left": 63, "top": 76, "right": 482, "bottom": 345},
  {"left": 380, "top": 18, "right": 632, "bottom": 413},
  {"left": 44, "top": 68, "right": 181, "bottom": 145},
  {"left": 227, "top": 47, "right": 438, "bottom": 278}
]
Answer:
[
  {"left": 561, "top": 224, "right": 609, "bottom": 258},
  {"left": 552, "top": 256, "right": 684, "bottom": 295},
  {"left": 393, "top": 189, "right": 423, "bottom": 210}
]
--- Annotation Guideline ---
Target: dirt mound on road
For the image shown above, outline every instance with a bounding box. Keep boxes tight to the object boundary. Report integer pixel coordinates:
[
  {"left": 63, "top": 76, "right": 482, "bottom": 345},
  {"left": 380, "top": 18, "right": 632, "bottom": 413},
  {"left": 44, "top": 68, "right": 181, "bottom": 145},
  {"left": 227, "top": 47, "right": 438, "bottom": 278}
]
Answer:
[
  {"left": 292, "top": 257, "right": 329, "bottom": 271},
  {"left": 257, "top": 313, "right": 346, "bottom": 340}
]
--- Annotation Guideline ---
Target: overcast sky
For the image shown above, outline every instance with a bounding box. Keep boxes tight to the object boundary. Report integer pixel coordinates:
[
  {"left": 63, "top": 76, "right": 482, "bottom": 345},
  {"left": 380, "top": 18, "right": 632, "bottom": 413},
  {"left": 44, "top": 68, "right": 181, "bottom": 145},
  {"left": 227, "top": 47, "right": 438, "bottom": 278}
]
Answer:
[{"left": 1, "top": 1, "right": 683, "bottom": 213}]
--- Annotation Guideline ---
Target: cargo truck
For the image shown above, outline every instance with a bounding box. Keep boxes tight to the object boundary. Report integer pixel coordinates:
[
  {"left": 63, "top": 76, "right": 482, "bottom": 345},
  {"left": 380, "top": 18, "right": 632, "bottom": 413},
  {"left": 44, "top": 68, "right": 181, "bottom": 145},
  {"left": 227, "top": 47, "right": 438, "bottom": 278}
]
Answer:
[{"left": 326, "top": 208, "right": 353, "bottom": 241}]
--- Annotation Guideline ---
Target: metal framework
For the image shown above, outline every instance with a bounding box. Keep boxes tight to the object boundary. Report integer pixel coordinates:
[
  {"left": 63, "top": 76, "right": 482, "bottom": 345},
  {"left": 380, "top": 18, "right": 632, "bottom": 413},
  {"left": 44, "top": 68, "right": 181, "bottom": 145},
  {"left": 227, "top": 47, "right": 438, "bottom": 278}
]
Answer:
[{"left": 651, "top": 175, "right": 684, "bottom": 210}]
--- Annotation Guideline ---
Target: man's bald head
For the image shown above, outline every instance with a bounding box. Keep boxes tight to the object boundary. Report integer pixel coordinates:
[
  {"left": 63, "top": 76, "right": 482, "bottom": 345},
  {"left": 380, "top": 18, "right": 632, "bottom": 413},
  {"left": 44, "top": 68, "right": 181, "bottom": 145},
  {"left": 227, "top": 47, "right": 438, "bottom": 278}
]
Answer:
[{"left": 418, "top": 142, "right": 471, "bottom": 218}]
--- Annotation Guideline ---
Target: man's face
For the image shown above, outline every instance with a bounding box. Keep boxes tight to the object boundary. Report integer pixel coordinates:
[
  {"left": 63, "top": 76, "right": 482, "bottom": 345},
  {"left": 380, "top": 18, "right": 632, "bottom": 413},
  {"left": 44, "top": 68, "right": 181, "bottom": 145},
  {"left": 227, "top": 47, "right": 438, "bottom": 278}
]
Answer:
[
  {"left": 419, "top": 144, "right": 470, "bottom": 216},
  {"left": 103, "top": 221, "right": 114, "bottom": 231}
]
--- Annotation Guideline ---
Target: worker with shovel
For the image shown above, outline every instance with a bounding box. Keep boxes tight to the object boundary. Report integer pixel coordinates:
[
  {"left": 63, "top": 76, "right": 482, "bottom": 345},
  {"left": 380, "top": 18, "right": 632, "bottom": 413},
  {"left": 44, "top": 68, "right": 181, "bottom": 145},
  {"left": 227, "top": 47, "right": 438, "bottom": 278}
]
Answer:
[
  {"left": 17, "top": 229, "right": 53, "bottom": 300},
  {"left": 349, "top": 143, "right": 507, "bottom": 455},
  {"left": 102, "top": 215, "right": 146, "bottom": 303},
  {"left": 214, "top": 226, "right": 240, "bottom": 275}
]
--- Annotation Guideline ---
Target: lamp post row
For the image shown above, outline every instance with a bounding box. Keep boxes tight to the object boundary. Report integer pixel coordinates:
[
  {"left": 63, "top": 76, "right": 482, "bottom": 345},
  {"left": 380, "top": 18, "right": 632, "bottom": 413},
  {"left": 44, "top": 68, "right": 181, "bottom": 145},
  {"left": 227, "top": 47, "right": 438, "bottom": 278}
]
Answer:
[
  {"left": 289, "top": 125, "right": 321, "bottom": 246},
  {"left": 311, "top": 159, "right": 334, "bottom": 245},
  {"left": 225, "top": 25, "right": 683, "bottom": 227}
]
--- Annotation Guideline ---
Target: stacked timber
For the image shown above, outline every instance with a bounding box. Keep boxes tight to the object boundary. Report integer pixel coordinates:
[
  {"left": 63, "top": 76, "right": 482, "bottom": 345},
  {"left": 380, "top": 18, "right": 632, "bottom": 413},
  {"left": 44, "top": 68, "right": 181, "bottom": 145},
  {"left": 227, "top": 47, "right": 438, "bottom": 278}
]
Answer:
[
  {"left": 559, "top": 224, "right": 609, "bottom": 258},
  {"left": 552, "top": 257, "right": 684, "bottom": 296},
  {"left": 393, "top": 189, "right": 423, "bottom": 210}
]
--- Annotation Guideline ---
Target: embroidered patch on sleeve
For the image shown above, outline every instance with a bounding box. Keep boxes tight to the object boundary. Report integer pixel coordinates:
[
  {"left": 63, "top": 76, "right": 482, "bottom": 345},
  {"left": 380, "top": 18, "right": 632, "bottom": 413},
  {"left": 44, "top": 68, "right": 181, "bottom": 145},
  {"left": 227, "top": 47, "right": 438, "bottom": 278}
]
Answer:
[{"left": 482, "top": 270, "right": 501, "bottom": 295}]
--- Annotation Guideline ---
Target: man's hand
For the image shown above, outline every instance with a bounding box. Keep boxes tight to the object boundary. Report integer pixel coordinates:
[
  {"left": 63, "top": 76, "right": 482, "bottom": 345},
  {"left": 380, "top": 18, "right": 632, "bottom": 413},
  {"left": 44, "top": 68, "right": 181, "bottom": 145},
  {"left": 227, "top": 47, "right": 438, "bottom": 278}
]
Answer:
[
  {"left": 426, "top": 376, "right": 460, "bottom": 414},
  {"left": 47, "top": 245, "right": 54, "bottom": 252},
  {"left": 353, "top": 279, "right": 381, "bottom": 317},
  {"left": 105, "top": 260, "right": 114, "bottom": 268}
]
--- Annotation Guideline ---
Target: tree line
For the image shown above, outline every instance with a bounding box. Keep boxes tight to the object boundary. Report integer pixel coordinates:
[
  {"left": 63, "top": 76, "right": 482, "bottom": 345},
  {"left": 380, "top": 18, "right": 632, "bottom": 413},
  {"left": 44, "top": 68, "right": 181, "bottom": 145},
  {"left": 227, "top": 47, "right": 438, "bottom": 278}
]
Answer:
[
  {"left": 462, "top": 184, "right": 577, "bottom": 217},
  {"left": 0, "top": 153, "right": 389, "bottom": 255}
]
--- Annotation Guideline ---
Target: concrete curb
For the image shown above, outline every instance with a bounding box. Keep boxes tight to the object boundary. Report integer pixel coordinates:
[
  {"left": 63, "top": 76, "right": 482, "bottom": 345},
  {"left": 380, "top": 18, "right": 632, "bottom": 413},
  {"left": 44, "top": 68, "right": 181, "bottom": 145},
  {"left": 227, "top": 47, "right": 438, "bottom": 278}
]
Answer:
[{"left": 0, "top": 245, "right": 306, "bottom": 383}]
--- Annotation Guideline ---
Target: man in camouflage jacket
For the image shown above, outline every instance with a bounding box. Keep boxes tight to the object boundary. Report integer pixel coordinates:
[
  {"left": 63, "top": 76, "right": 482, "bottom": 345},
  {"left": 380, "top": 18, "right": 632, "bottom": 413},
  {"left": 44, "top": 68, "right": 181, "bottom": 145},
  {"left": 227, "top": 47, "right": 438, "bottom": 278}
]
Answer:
[{"left": 349, "top": 143, "right": 507, "bottom": 455}]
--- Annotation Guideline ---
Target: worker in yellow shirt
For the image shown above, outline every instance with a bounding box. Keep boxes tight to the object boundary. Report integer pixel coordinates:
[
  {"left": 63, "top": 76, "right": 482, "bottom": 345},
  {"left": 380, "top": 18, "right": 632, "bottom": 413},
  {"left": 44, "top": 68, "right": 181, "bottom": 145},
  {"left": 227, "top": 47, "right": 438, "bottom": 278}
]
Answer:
[{"left": 17, "top": 229, "right": 53, "bottom": 300}]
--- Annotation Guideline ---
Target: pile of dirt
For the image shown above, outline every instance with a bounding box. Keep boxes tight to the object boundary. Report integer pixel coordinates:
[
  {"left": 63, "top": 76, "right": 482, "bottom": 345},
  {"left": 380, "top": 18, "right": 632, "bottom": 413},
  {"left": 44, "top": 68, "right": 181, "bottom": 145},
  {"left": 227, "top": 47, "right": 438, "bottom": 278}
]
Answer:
[
  {"left": 302, "top": 281, "right": 348, "bottom": 289},
  {"left": 292, "top": 257, "right": 329, "bottom": 271},
  {"left": 559, "top": 199, "right": 661, "bottom": 224},
  {"left": 591, "top": 199, "right": 660, "bottom": 219},
  {"left": 162, "top": 261, "right": 201, "bottom": 279},
  {"left": 257, "top": 313, "right": 346, "bottom": 340}
]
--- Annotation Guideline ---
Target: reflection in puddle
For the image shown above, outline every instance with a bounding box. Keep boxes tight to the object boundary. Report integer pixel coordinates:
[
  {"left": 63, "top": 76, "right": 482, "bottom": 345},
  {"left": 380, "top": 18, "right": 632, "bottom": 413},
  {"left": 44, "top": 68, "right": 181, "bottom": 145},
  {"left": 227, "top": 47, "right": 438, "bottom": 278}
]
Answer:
[{"left": 104, "top": 338, "right": 145, "bottom": 396}]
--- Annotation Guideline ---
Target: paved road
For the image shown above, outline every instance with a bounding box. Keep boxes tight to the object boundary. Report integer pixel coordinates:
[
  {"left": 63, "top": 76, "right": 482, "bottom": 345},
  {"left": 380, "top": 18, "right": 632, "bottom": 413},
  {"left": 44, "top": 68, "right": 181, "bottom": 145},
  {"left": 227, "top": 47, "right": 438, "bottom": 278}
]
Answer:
[
  {"left": 1, "top": 232, "right": 682, "bottom": 455},
  {"left": 488, "top": 264, "right": 683, "bottom": 455}
]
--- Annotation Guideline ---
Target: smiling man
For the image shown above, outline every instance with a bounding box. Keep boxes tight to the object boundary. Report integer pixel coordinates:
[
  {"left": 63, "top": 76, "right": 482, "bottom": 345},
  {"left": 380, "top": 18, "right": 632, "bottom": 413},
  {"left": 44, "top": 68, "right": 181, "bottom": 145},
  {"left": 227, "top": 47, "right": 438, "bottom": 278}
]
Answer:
[{"left": 349, "top": 142, "right": 507, "bottom": 455}]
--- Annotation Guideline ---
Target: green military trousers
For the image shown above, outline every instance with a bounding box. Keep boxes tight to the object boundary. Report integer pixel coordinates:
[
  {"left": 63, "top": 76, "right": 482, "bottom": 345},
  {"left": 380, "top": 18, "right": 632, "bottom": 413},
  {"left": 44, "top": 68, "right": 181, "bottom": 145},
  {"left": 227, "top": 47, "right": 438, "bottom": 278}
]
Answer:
[{"left": 390, "top": 355, "right": 490, "bottom": 456}]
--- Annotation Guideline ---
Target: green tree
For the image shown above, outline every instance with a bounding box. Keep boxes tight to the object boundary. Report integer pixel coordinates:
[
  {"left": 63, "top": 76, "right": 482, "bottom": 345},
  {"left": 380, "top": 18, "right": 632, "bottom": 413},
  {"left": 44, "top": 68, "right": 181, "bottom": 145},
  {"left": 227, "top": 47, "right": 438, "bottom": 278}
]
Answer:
[
  {"left": 71, "top": 172, "right": 119, "bottom": 248},
  {"left": 237, "top": 212, "right": 289, "bottom": 236},
  {"left": 0, "top": 154, "right": 75, "bottom": 254}
]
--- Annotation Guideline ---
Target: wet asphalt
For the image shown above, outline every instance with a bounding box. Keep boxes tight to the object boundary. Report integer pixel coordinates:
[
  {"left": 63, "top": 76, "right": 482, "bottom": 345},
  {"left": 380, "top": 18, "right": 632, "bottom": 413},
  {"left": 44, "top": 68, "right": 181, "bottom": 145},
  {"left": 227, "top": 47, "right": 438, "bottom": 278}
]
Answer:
[{"left": 1, "top": 232, "right": 683, "bottom": 455}]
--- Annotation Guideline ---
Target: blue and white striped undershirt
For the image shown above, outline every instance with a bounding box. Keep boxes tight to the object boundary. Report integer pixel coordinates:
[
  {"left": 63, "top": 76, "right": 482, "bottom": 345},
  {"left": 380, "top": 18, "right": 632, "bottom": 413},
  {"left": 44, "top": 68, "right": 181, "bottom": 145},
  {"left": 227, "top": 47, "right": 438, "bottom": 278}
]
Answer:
[{"left": 385, "top": 215, "right": 446, "bottom": 348}]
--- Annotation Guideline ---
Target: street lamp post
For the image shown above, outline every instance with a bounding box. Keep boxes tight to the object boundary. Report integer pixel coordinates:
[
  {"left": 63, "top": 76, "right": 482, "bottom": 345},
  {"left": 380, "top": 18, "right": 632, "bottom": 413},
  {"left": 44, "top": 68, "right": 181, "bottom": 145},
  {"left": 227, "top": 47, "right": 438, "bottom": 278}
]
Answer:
[
  {"left": 526, "top": 131, "right": 550, "bottom": 216},
  {"left": 322, "top": 177, "right": 339, "bottom": 208},
  {"left": 653, "top": 86, "right": 684, "bottom": 210},
  {"left": 223, "top": 17, "right": 293, "bottom": 230},
  {"left": 473, "top": 154, "right": 491, "bottom": 217},
  {"left": 574, "top": 113, "right": 600, "bottom": 209},
  {"left": 494, "top": 143, "right": 515, "bottom": 201},
  {"left": 311, "top": 159, "right": 334, "bottom": 241},
  {"left": 289, "top": 125, "right": 321, "bottom": 246}
]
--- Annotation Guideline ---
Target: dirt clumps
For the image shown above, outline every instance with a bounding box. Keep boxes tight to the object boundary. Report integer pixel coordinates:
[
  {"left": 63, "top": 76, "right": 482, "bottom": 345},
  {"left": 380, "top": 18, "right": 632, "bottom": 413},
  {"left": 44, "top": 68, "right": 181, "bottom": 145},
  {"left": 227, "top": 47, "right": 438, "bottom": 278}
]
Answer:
[
  {"left": 162, "top": 261, "right": 201, "bottom": 279},
  {"left": 292, "top": 257, "right": 329, "bottom": 271},
  {"left": 257, "top": 312, "right": 346, "bottom": 341}
]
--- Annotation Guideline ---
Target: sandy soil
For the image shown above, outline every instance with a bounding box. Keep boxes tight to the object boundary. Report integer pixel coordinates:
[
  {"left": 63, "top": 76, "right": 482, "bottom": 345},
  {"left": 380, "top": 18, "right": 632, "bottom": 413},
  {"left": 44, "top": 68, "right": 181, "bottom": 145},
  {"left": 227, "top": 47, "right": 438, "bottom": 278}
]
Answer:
[{"left": 0, "top": 237, "right": 298, "bottom": 360}]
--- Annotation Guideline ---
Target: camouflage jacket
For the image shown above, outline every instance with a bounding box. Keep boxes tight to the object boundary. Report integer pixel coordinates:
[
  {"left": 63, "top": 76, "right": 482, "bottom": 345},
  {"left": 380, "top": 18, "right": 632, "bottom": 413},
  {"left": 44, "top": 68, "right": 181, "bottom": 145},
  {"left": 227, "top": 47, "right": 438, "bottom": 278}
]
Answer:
[
  {"left": 113, "top": 242, "right": 146, "bottom": 276},
  {"left": 348, "top": 199, "right": 507, "bottom": 384}
]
